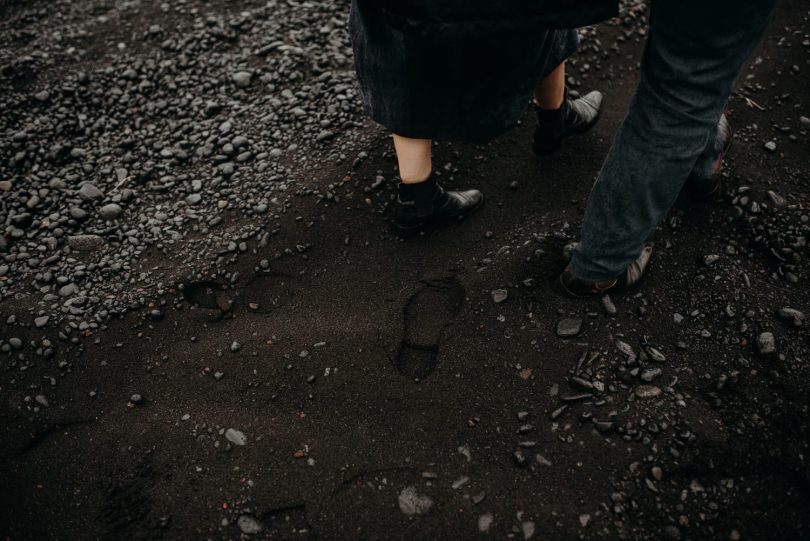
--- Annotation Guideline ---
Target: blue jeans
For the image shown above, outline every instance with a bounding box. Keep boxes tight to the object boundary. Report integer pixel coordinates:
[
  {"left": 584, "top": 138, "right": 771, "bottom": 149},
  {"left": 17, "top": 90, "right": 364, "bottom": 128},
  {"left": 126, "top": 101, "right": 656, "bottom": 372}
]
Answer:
[{"left": 571, "top": 0, "right": 777, "bottom": 281}]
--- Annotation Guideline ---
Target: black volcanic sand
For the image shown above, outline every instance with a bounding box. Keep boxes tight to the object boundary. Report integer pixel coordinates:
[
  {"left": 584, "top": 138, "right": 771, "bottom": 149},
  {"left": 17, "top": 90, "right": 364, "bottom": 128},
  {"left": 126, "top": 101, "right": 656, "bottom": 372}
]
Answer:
[{"left": 2, "top": 1, "right": 809, "bottom": 540}]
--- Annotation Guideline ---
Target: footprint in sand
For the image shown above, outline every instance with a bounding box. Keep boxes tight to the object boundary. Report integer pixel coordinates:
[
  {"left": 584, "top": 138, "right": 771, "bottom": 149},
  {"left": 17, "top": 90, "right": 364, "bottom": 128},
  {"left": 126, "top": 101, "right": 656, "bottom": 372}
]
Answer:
[
  {"left": 395, "top": 277, "right": 465, "bottom": 381},
  {"left": 181, "top": 280, "right": 233, "bottom": 321}
]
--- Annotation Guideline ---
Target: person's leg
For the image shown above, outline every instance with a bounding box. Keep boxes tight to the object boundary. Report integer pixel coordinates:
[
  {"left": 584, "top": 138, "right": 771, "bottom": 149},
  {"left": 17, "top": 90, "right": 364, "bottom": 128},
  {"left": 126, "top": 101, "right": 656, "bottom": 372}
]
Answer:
[
  {"left": 393, "top": 134, "right": 432, "bottom": 183},
  {"left": 569, "top": 0, "right": 776, "bottom": 284},
  {"left": 533, "top": 63, "right": 565, "bottom": 110}
]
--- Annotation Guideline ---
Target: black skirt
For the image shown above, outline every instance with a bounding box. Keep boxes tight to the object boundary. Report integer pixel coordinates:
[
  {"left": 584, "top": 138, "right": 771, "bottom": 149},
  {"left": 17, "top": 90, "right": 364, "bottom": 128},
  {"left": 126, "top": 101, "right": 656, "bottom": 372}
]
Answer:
[{"left": 350, "top": 1, "right": 582, "bottom": 143}]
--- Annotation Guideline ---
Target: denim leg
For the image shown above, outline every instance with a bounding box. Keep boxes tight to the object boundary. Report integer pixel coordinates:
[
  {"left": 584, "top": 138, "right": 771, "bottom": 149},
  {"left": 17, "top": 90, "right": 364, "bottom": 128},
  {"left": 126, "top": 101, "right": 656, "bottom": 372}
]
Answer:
[{"left": 571, "top": 0, "right": 776, "bottom": 281}]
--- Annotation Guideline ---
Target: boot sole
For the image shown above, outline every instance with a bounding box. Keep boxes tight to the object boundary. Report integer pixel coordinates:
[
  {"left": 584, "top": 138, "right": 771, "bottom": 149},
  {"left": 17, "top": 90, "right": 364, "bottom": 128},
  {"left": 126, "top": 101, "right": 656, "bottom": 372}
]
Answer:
[{"left": 391, "top": 196, "right": 485, "bottom": 238}]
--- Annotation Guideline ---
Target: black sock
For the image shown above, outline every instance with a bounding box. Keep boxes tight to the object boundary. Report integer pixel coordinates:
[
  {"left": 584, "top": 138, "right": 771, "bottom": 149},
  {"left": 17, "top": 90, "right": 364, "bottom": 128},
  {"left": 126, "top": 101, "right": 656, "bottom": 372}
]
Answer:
[{"left": 398, "top": 172, "right": 437, "bottom": 204}]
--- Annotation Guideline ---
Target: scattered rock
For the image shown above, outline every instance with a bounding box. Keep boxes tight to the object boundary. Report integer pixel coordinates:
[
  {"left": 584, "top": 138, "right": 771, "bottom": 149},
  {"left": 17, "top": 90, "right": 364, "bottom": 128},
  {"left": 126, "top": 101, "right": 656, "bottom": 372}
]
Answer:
[
  {"left": 398, "top": 486, "right": 434, "bottom": 515},
  {"left": 767, "top": 190, "right": 787, "bottom": 207},
  {"left": 478, "top": 513, "right": 494, "bottom": 532},
  {"left": 491, "top": 289, "right": 508, "bottom": 303},
  {"left": 616, "top": 340, "right": 636, "bottom": 359},
  {"left": 756, "top": 332, "right": 776, "bottom": 355},
  {"left": 634, "top": 385, "right": 662, "bottom": 399},
  {"left": 237, "top": 514, "right": 264, "bottom": 535},
  {"left": 601, "top": 294, "right": 617, "bottom": 315},
  {"left": 536, "top": 454, "right": 552, "bottom": 466},
  {"left": 99, "top": 203, "right": 123, "bottom": 220},
  {"left": 232, "top": 71, "right": 253, "bottom": 88},
  {"left": 645, "top": 346, "right": 666, "bottom": 362},
  {"left": 77, "top": 183, "right": 104, "bottom": 201},
  {"left": 776, "top": 307, "right": 804, "bottom": 326},
  {"left": 556, "top": 318, "right": 582, "bottom": 338},
  {"left": 703, "top": 254, "right": 720, "bottom": 266},
  {"left": 640, "top": 368, "right": 662, "bottom": 382},
  {"left": 68, "top": 234, "right": 105, "bottom": 251},
  {"left": 225, "top": 428, "right": 247, "bottom": 446}
]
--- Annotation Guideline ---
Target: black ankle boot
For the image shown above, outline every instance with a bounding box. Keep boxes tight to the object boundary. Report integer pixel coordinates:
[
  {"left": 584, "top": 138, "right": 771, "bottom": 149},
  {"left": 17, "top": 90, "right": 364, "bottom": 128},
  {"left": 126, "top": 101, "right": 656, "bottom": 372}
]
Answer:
[
  {"left": 392, "top": 173, "right": 484, "bottom": 237},
  {"left": 533, "top": 88, "right": 603, "bottom": 155}
]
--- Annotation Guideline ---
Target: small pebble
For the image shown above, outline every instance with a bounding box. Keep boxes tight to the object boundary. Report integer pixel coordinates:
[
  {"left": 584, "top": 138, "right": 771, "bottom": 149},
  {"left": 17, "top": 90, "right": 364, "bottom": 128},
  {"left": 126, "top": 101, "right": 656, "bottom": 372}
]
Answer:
[
  {"left": 556, "top": 318, "right": 583, "bottom": 338},
  {"left": 225, "top": 428, "right": 247, "bottom": 446}
]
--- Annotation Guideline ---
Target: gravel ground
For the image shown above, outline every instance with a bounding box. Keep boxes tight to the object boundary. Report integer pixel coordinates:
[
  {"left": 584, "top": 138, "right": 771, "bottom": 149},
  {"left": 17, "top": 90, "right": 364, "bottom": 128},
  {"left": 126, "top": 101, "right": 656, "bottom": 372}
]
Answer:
[{"left": 1, "top": 1, "right": 809, "bottom": 540}]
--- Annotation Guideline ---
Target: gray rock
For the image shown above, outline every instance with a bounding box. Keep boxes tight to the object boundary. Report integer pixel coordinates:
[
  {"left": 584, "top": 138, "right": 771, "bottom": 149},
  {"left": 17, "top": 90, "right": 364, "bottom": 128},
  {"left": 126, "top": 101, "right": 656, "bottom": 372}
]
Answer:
[
  {"left": 767, "top": 190, "right": 787, "bottom": 208},
  {"left": 452, "top": 476, "right": 470, "bottom": 489},
  {"left": 205, "top": 101, "right": 223, "bottom": 117},
  {"left": 535, "top": 454, "right": 552, "bottom": 466},
  {"left": 237, "top": 514, "right": 264, "bottom": 534},
  {"left": 640, "top": 368, "right": 662, "bottom": 382},
  {"left": 78, "top": 183, "right": 104, "bottom": 201},
  {"left": 634, "top": 385, "right": 662, "bottom": 399},
  {"left": 556, "top": 318, "right": 582, "bottom": 338},
  {"left": 69, "top": 207, "right": 88, "bottom": 220},
  {"left": 232, "top": 71, "right": 253, "bottom": 88},
  {"left": 57, "top": 283, "right": 77, "bottom": 297},
  {"left": 99, "top": 203, "right": 122, "bottom": 220},
  {"left": 398, "top": 486, "right": 434, "bottom": 515},
  {"left": 703, "top": 254, "right": 720, "bottom": 266},
  {"left": 616, "top": 340, "right": 636, "bottom": 359},
  {"left": 601, "top": 294, "right": 617, "bottom": 315},
  {"left": 777, "top": 307, "right": 805, "bottom": 326},
  {"left": 756, "top": 332, "right": 775, "bottom": 355},
  {"left": 478, "top": 513, "right": 494, "bottom": 532},
  {"left": 645, "top": 346, "right": 666, "bottom": 362},
  {"left": 491, "top": 289, "right": 508, "bottom": 303},
  {"left": 316, "top": 130, "right": 334, "bottom": 142},
  {"left": 34, "top": 316, "right": 49, "bottom": 328},
  {"left": 225, "top": 428, "right": 247, "bottom": 446},
  {"left": 68, "top": 234, "right": 104, "bottom": 251}
]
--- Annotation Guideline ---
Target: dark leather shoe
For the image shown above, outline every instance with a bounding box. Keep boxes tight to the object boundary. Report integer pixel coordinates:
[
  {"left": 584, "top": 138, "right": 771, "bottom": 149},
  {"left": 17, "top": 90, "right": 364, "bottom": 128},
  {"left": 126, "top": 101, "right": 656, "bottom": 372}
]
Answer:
[
  {"left": 685, "top": 115, "right": 732, "bottom": 199},
  {"left": 533, "top": 88, "right": 603, "bottom": 155},
  {"left": 392, "top": 182, "right": 484, "bottom": 238},
  {"left": 558, "top": 244, "right": 653, "bottom": 298}
]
